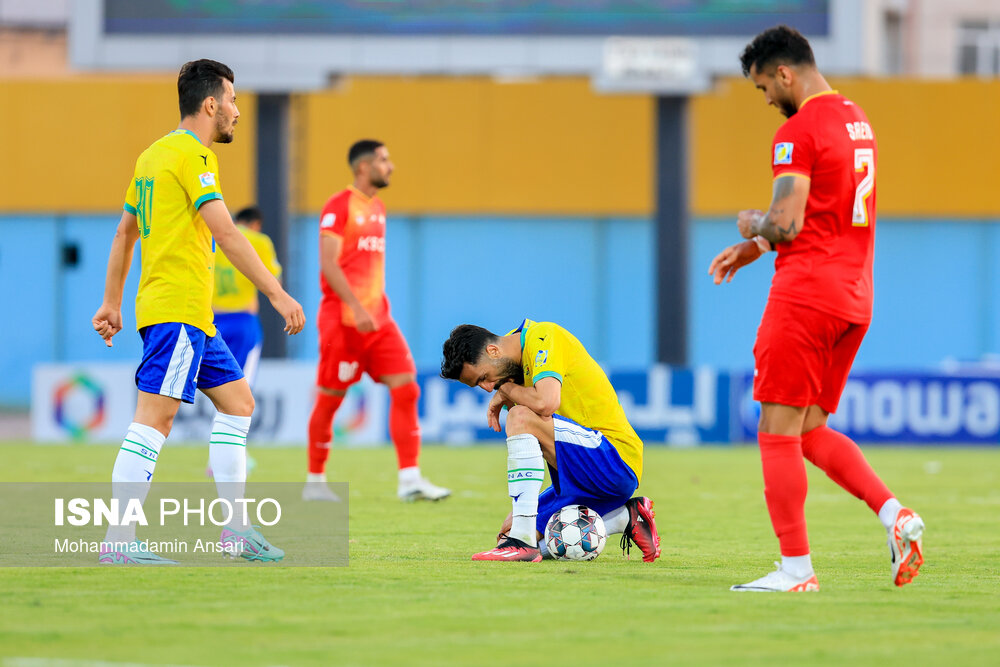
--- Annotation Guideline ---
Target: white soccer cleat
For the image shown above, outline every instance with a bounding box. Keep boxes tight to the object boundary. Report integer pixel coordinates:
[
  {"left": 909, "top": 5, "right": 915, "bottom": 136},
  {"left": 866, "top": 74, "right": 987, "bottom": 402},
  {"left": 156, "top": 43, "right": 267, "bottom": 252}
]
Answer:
[
  {"left": 889, "top": 507, "right": 924, "bottom": 587},
  {"left": 302, "top": 480, "right": 342, "bottom": 502},
  {"left": 397, "top": 476, "right": 451, "bottom": 502},
  {"left": 731, "top": 562, "right": 820, "bottom": 592}
]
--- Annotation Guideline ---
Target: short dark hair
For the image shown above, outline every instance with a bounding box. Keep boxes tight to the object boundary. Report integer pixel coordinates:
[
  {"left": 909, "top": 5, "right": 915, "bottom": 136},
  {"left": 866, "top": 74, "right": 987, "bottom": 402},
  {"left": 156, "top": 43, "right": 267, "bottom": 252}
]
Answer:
[
  {"left": 348, "top": 139, "right": 384, "bottom": 168},
  {"left": 441, "top": 325, "right": 498, "bottom": 380},
  {"left": 234, "top": 206, "right": 262, "bottom": 224},
  {"left": 178, "top": 59, "right": 234, "bottom": 118},
  {"left": 739, "top": 25, "right": 815, "bottom": 77}
]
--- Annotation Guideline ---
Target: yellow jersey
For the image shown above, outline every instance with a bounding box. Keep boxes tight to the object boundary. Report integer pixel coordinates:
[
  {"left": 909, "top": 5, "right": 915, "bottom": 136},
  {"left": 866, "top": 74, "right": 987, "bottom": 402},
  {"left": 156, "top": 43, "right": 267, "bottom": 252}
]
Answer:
[
  {"left": 123, "top": 129, "right": 224, "bottom": 336},
  {"left": 511, "top": 319, "right": 643, "bottom": 482},
  {"left": 213, "top": 225, "right": 282, "bottom": 314}
]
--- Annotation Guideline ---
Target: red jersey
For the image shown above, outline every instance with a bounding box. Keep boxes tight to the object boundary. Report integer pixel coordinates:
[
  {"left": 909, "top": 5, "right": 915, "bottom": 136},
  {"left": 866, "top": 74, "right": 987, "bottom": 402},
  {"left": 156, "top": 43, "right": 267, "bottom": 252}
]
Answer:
[
  {"left": 318, "top": 186, "right": 390, "bottom": 327},
  {"left": 769, "top": 91, "right": 876, "bottom": 324}
]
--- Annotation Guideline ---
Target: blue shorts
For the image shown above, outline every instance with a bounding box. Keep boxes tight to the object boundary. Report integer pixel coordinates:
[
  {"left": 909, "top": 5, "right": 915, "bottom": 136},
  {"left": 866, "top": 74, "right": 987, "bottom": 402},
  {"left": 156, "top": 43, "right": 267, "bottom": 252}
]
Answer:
[
  {"left": 535, "top": 414, "right": 639, "bottom": 534},
  {"left": 214, "top": 312, "right": 263, "bottom": 385},
  {"left": 135, "top": 323, "right": 244, "bottom": 404}
]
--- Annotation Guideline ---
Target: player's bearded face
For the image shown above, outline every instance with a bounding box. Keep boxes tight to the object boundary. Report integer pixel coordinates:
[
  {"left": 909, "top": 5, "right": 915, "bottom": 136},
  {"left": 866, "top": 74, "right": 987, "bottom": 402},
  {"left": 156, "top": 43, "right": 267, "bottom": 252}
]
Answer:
[
  {"left": 215, "top": 108, "right": 236, "bottom": 144},
  {"left": 495, "top": 358, "right": 524, "bottom": 387}
]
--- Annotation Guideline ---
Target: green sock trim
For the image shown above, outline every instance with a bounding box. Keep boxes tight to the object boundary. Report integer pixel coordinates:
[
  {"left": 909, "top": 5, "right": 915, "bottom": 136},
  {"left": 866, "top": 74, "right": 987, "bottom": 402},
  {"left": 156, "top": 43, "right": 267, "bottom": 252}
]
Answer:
[
  {"left": 120, "top": 447, "right": 156, "bottom": 463},
  {"left": 210, "top": 440, "right": 247, "bottom": 447},
  {"left": 210, "top": 431, "right": 248, "bottom": 437},
  {"left": 507, "top": 467, "right": 546, "bottom": 473}
]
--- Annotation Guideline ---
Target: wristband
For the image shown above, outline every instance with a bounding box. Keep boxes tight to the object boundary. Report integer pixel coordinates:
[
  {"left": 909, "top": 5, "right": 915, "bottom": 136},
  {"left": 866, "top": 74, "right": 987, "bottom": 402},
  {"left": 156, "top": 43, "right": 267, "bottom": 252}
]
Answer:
[{"left": 753, "top": 235, "right": 772, "bottom": 253}]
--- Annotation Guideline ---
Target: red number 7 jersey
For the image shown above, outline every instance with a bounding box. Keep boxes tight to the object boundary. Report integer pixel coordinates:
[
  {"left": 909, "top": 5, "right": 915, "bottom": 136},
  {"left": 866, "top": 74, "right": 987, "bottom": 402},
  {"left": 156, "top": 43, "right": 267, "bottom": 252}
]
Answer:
[{"left": 768, "top": 91, "right": 877, "bottom": 325}]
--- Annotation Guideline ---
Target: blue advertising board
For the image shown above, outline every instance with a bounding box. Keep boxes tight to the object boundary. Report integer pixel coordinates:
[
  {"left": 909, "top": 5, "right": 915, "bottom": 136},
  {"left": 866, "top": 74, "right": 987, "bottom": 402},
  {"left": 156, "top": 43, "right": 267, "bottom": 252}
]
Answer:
[
  {"left": 733, "top": 371, "right": 1000, "bottom": 444},
  {"left": 417, "top": 365, "right": 731, "bottom": 446}
]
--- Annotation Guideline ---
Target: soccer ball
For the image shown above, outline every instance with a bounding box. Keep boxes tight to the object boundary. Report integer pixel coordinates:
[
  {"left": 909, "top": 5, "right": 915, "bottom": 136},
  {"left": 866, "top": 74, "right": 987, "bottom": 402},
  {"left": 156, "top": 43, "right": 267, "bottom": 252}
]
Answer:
[{"left": 544, "top": 505, "right": 607, "bottom": 561}]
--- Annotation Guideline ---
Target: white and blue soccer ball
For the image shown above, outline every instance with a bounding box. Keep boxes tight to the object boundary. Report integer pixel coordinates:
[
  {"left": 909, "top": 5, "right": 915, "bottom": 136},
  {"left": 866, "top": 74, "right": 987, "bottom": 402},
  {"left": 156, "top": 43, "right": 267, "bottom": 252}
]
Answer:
[{"left": 544, "top": 504, "right": 607, "bottom": 561}]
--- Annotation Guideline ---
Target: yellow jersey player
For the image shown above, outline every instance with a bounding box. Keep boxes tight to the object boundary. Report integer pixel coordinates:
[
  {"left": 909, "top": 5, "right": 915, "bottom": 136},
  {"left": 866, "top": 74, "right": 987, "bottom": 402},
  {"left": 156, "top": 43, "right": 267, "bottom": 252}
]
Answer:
[
  {"left": 91, "top": 59, "right": 304, "bottom": 565},
  {"left": 440, "top": 320, "right": 661, "bottom": 562},
  {"left": 213, "top": 205, "right": 282, "bottom": 387}
]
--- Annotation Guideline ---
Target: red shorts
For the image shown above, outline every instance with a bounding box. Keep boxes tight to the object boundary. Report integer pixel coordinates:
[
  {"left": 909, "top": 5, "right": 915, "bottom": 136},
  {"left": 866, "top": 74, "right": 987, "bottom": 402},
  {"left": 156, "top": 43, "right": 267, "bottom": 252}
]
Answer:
[
  {"left": 753, "top": 299, "right": 868, "bottom": 414},
  {"left": 316, "top": 309, "right": 416, "bottom": 390}
]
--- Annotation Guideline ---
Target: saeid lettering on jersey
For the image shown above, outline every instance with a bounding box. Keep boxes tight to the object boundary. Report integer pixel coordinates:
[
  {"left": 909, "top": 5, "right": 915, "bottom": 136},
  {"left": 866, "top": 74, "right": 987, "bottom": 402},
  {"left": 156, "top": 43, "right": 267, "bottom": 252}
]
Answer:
[
  {"left": 773, "top": 142, "right": 794, "bottom": 165},
  {"left": 844, "top": 121, "right": 874, "bottom": 141}
]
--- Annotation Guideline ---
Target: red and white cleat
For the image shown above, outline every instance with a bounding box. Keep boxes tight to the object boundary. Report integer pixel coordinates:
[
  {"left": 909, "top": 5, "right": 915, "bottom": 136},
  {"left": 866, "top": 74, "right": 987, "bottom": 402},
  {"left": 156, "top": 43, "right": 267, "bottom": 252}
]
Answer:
[
  {"left": 889, "top": 507, "right": 924, "bottom": 587},
  {"left": 731, "top": 563, "right": 820, "bottom": 592},
  {"left": 471, "top": 535, "right": 542, "bottom": 562},
  {"left": 621, "top": 496, "right": 661, "bottom": 562}
]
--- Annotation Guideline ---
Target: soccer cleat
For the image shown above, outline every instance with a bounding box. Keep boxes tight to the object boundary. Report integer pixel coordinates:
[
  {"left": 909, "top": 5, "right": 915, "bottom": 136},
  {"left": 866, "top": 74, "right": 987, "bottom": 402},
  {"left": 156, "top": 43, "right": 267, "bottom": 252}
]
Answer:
[
  {"left": 471, "top": 535, "right": 542, "bottom": 562},
  {"left": 220, "top": 525, "right": 285, "bottom": 562},
  {"left": 731, "top": 562, "right": 820, "bottom": 592},
  {"left": 889, "top": 507, "right": 924, "bottom": 587},
  {"left": 620, "top": 496, "right": 661, "bottom": 562},
  {"left": 398, "top": 476, "right": 451, "bottom": 502},
  {"left": 98, "top": 540, "right": 179, "bottom": 565},
  {"left": 302, "top": 480, "right": 342, "bottom": 502}
]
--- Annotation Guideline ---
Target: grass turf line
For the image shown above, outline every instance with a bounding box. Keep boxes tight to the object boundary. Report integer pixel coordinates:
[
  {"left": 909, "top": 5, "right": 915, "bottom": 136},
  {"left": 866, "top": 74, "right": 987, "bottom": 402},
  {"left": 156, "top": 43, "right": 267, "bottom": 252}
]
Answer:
[{"left": 0, "top": 442, "right": 998, "bottom": 666}]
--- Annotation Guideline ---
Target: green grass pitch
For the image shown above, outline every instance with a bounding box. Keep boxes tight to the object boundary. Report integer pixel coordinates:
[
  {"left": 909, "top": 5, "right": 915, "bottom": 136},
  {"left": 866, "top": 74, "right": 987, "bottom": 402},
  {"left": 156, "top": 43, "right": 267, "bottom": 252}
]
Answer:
[{"left": 1, "top": 441, "right": 998, "bottom": 666}]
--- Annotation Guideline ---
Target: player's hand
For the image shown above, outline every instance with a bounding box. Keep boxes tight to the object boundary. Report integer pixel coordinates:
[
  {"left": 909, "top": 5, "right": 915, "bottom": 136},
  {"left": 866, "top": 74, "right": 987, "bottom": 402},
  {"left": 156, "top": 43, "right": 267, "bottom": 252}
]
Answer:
[
  {"left": 498, "top": 512, "right": 513, "bottom": 541},
  {"left": 269, "top": 291, "right": 305, "bottom": 335},
  {"left": 352, "top": 306, "right": 378, "bottom": 333},
  {"left": 708, "top": 240, "right": 764, "bottom": 284},
  {"left": 486, "top": 392, "right": 508, "bottom": 432},
  {"left": 92, "top": 304, "right": 123, "bottom": 347},
  {"left": 737, "top": 209, "right": 765, "bottom": 239}
]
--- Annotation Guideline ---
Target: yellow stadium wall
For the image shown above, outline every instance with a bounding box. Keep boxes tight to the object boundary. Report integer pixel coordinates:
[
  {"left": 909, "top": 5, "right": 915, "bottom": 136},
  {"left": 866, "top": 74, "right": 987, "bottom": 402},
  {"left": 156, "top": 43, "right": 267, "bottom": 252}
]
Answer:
[
  {"left": 0, "top": 77, "right": 256, "bottom": 213},
  {"left": 2, "top": 75, "right": 998, "bottom": 217},
  {"left": 292, "top": 76, "right": 654, "bottom": 215},
  {"left": 690, "top": 77, "right": 1000, "bottom": 218}
]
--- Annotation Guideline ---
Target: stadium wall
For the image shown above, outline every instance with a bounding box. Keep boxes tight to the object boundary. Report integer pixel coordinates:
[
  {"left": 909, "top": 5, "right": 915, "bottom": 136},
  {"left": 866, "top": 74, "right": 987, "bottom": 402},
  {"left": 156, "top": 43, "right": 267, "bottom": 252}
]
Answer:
[
  {"left": 2, "top": 76, "right": 1000, "bottom": 216},
  {"left": 4, "top": 214, "right": 998, "bottom": 407}
]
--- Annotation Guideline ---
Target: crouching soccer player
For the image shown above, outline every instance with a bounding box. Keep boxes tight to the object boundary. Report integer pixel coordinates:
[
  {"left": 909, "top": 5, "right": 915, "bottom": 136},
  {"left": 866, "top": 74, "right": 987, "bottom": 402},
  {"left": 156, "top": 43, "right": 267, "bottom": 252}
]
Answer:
[{"left": 441, "top": 320, "right": 660, "bottom": 562}]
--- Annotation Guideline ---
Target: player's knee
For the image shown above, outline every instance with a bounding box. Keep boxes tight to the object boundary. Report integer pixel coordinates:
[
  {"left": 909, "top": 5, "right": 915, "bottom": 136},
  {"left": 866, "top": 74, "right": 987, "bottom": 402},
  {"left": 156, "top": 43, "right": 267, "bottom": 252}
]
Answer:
[
  {"left": 505, "top": 405, "right": 537, "bottom": 436},
  {"left": 228, "top": 393, "right": 254, "bottom": 417},
  {"left": 390, "top": 381, "right": 420, "bottom": 405}
]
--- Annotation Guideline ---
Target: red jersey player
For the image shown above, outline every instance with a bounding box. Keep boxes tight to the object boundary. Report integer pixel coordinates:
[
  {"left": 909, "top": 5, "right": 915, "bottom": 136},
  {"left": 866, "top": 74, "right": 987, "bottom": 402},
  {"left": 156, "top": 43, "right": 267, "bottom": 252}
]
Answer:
[
  {"left": 303, "top": 139, "right": 450, "bottom": 502},
  {"left": 708, "top": 26, "right": 924, "bottom": 592}
]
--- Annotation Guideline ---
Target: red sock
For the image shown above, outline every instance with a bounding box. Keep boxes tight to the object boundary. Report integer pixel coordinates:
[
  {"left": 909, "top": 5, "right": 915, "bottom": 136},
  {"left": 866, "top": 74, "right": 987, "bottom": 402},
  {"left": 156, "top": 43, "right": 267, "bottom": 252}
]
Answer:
[
  {"left": 801, "top": 425, "right": 893, "bottom": 514},
  {"left": 758, "top": 432, "right": 810, "bottom": 557},
  {"left": 389, "top": 382, "right": 421, "bottom": 470},
  {"left": 308, "top": 392, "right": 344, "bottom": 474}
]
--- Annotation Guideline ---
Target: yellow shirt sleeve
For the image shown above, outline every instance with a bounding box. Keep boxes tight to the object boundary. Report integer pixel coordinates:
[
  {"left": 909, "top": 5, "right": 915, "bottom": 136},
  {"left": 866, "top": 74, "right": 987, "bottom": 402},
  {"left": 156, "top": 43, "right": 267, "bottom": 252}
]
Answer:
[
  {"left": 123, "top": 178, "right": 138, "bottom": 216},
  {"left": 180, "top": 149, "right": 224, "bottom": 209},
  {"left": 524, "top": 322, "right": 565, "bottom": 385}
]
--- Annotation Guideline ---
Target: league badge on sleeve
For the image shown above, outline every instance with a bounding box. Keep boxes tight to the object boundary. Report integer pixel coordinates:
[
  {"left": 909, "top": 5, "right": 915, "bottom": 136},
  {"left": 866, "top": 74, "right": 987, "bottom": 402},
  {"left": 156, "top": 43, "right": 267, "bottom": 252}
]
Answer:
[
  {"left": 199, "top": 172, "right": 216, "bottom": 188},
  {"left": 773, "top": 143, "right": 794, "bottom": 165}
]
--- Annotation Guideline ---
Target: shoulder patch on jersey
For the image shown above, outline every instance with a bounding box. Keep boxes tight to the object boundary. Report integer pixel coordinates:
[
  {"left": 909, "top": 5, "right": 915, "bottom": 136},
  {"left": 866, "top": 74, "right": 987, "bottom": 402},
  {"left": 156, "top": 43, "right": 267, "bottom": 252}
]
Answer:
[
  {"left": 321, "top": 213, "right": 336, "bottom": 228},
  {"left": 535, "top": 349, "right": 548, "bottom": 367},
  {"left": 773, "top": 143, "right": 794, "bottom": 165},
  {"left": 199, "top": 171, "right": 216, "bottom": 187}
]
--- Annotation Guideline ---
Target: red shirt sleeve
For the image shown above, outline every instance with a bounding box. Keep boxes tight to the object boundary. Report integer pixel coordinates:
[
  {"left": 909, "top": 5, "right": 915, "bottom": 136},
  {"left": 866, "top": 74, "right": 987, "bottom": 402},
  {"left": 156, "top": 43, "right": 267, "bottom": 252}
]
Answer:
[
  {"left": 319, "top": 192, "right": 350, "bottom": 237},
  {"left": 771, "top": 120, "right": 816, "bottom": 180}
]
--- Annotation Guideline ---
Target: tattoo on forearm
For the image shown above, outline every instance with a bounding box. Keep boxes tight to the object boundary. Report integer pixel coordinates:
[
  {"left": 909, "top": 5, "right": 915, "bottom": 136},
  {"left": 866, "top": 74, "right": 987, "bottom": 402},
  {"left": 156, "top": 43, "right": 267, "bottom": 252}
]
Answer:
[
  {"left": 752, "top": 214, "right": 798, "bottom": 243},
  {"left": 752, "top": 176, "right": 801, "bottom": 243}
]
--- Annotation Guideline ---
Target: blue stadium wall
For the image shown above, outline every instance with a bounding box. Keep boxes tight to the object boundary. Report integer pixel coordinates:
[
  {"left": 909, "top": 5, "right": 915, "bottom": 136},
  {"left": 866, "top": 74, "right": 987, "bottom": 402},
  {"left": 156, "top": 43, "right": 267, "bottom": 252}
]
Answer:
[{"left": 3, "top": 215, "right": 1000, "bottom": 407}]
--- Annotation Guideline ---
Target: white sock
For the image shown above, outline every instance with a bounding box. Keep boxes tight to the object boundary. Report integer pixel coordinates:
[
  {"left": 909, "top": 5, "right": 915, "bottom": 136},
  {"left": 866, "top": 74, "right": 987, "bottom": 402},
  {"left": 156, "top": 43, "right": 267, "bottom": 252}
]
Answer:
[
  {"left": 602, "top": 506, "right": 629, "bottom": 535},
  {"left": 782, "top": 554, "right": 814, "bottom": 578},
  {"left": 106, "top": 423, "right": 165, "bottom": 545},
  {"left": 878, "top": 498, "right": 903, "bottom": 531},
  {"left": 209, "top": 413, "right": 251, "bottom": 531},
  {"left": 398, "top": 466, "right": 421, "bottom": 486},
  {"left": 307, "top": 472, "right": 328, "bottom": 483},
  {"left": 506, "top": 434, "right": 545, "bottom": 546}
]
